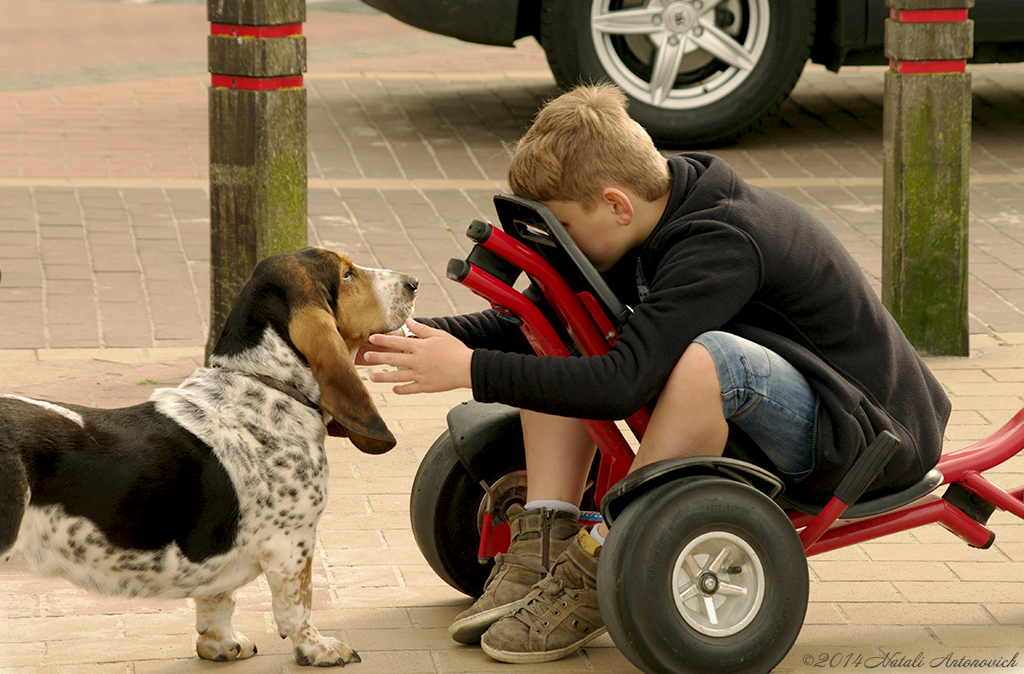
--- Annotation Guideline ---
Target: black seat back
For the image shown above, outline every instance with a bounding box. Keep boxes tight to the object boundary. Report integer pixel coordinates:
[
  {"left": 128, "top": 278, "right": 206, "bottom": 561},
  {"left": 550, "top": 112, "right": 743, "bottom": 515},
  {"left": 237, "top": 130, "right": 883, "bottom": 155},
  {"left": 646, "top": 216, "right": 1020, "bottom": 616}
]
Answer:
[{"left": 493, "top": 194, "right": 633, "bottom": 327}]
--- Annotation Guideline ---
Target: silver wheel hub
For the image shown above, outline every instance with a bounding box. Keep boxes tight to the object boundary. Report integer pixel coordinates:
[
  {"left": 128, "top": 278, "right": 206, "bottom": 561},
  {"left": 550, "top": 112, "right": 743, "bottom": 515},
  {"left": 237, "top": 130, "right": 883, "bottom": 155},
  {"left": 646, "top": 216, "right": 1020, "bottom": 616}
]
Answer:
[
  {"left": 664, "top": 2, "right": 698, "bottom": 33},
  {"left": 671, "top": 530, "right": 765, "bottom": 637}
]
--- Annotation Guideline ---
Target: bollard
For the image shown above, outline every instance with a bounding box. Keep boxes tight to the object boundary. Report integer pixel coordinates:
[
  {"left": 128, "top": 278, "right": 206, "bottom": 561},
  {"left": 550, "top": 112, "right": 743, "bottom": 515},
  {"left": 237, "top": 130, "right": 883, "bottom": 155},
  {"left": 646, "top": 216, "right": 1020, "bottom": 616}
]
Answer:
[
  {"left": 206, "top": 0, "right": 308, "bottom": 359},
  {"left": 882, "top": 0, "right": 973, "bottom": 356}
]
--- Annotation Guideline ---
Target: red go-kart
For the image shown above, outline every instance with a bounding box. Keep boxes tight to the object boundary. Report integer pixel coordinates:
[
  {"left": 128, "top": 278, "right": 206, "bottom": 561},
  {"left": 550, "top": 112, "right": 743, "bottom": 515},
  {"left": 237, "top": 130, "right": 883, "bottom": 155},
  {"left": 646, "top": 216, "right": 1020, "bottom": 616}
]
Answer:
[{"left": 410, "top": 195, "right": 1023, "bottom": 674}]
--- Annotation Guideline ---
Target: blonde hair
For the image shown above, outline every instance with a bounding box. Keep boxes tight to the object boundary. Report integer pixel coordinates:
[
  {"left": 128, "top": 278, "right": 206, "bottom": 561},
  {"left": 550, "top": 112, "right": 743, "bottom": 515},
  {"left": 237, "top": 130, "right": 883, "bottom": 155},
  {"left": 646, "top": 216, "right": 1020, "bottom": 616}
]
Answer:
[{"left": 507, "top": 83, "right": 670, "bottom": 212}]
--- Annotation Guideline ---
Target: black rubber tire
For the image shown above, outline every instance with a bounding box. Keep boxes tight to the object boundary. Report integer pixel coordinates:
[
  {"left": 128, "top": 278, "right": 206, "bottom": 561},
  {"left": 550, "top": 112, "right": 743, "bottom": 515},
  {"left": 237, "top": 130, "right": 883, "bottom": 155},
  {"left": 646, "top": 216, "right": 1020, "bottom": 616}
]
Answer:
[
  {"left": 598, "top": 477, "right": 808, "bottom": 674},
  {"left": 410, "top": 429, "right": 527, "bottom": 597},
  {"left": 539, "top": 0, "right": 815, "bottom": 146}
]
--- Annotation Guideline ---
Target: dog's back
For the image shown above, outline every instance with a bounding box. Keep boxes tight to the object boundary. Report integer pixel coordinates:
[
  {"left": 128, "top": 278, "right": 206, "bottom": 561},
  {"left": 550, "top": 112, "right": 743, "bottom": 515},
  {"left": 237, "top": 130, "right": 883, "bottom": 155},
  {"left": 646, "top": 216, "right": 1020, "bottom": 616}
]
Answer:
[{"left": 0, "top": 394, "right": 242, "bottom": 593}]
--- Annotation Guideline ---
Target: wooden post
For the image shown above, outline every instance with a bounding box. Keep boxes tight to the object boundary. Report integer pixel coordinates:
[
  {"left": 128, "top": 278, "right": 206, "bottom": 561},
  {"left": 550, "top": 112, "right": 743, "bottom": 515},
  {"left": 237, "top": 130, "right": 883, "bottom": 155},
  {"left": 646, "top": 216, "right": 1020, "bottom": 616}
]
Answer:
[
  {"left": 882, "top": 0, "right": 973, "bottom": 356},
  {"left": 206, "top": 0, "right": 308, "bottom": 358}
]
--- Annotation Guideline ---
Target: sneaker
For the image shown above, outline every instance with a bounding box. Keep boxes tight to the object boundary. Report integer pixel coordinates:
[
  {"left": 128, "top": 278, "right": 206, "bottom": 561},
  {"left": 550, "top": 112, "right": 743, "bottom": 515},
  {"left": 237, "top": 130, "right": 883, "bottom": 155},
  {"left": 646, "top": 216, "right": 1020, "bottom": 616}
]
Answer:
[
  {"left": 480, "top": 529, "right": 606, "bottom": 664},
  {"left": 448, "top": 505, "right": 580, "bottom": 644}
]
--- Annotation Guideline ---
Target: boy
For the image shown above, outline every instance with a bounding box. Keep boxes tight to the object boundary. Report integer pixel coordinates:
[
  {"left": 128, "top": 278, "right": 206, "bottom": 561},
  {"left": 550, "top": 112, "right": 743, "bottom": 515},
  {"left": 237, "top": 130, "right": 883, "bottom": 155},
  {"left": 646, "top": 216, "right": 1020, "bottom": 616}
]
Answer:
[{"left": 361, "top": 84, "right": 950, "bottom": 664}]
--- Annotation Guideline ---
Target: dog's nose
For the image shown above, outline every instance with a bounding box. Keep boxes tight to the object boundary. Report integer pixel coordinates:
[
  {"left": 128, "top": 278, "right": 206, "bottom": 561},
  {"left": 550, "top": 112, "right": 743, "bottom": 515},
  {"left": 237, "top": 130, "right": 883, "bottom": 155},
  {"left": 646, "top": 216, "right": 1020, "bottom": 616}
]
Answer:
[{"left": 405, "top": 276, "right": 419, "bottom": 293}]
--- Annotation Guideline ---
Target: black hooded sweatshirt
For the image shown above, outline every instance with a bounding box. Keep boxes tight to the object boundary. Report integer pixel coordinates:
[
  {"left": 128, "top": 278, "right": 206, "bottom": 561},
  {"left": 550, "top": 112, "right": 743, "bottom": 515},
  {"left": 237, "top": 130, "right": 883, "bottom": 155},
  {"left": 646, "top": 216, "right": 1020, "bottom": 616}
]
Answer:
[{"left": 425, "top": 153, "right": 950, "bottom": 502}]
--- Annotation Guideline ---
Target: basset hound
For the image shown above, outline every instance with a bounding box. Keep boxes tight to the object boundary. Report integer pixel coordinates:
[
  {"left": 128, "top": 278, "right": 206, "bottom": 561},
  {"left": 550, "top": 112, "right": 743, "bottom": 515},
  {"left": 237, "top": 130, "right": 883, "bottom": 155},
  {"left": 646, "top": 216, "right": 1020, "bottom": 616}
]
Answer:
[{"left": 0, "top": 247, "right": 417, "bottom": 666}]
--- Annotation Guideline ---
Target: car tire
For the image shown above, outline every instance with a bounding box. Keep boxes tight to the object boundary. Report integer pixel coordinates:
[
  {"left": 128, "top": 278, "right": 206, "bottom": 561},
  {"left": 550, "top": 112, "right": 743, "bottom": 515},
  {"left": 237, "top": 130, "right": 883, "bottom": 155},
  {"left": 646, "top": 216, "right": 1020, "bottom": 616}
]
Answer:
[{"left": 539, "top": 0, "right": 815, "bottom": 146}]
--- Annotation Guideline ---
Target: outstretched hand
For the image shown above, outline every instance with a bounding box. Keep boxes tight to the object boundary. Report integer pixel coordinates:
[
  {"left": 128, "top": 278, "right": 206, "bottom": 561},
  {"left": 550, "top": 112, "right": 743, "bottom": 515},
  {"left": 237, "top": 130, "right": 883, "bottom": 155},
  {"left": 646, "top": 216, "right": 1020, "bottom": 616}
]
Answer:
[{"left": 363, "top": 319, "right": 473, "bottom": 394}]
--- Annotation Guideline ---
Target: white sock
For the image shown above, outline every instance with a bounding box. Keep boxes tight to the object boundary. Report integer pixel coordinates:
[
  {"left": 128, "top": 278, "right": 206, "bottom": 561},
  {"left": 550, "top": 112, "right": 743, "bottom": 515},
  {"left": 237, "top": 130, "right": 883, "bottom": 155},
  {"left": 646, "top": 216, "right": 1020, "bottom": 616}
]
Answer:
[
  {"left": 525, "top": 500, "right": 580, "bottom": 519},
  {"left": 589, "top": 523, "right": 606, "bottom": 546}
]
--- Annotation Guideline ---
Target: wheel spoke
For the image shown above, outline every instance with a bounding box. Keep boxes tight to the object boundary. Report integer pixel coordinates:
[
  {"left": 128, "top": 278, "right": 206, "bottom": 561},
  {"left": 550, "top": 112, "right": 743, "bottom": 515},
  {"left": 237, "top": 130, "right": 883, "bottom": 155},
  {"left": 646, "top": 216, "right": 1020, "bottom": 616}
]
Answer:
[
  {"left": 684, "top": 554, "right": 702, "bottom": 578},
  {"left": 717, "top": 581, "right": 749, "bottom": 596},
  {"left": 691, "top": 20, "right": 756, "bottom": 71},
  {"left": 649, "top": 33, "right": 688, "bottom": 105},
  {"left": 678, "top": 583, "right": 700, "bottom": 603},
  {"left": 592, "top": 6, "right": 666, "bottom": 35},
  {"left": 708, "top": 547, "right": 731, "bottom": 573},
  {"left": 703, "top": 595, "right": 719, "bottom": 624}
]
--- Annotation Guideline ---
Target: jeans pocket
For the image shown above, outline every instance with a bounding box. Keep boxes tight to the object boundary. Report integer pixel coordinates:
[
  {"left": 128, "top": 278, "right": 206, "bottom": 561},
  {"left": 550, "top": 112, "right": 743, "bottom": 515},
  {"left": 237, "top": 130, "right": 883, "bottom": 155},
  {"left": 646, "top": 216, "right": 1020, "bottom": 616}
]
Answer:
[{"left": 740, "top": 346, "right": 772, "bottom": 382}]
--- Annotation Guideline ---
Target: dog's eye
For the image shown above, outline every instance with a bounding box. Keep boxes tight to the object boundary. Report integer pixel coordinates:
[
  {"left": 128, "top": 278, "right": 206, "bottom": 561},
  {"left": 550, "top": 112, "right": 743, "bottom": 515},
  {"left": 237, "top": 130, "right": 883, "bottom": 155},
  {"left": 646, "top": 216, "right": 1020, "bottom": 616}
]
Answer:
[{"left": 343, "top": 268, "right": 356, "bottom": 282}]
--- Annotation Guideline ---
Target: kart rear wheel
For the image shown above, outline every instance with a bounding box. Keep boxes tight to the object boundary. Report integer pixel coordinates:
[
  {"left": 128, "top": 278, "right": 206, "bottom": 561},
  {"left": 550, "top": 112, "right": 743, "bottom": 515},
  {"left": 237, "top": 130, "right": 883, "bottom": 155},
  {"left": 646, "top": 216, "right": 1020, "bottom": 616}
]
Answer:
[
  {"left": 598, "top": 476, "right": 807, "bottom": 674},
  {"left": 410, "top": 429, "right": 527, "bottom": 597}
]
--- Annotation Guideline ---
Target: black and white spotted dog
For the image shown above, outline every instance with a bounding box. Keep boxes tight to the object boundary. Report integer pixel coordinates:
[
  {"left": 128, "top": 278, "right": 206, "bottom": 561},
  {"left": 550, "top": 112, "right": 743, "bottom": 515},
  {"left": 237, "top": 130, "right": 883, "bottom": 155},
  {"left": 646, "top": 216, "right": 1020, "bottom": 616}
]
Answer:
[{"left": 0, "top": 247, "right": 417, "bottom": 667}]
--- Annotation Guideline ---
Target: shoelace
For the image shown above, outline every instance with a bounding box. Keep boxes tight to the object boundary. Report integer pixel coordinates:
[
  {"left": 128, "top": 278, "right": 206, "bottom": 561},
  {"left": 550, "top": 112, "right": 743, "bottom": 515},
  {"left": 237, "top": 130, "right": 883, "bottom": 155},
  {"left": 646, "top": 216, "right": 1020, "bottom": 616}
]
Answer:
[{"left": 516, "top": 576, "right": 581, "bottom": 631}]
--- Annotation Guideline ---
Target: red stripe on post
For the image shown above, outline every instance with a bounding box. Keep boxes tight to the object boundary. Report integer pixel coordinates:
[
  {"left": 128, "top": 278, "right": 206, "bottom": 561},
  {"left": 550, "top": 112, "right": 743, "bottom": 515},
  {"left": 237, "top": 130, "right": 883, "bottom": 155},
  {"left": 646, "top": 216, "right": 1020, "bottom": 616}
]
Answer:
[
  {"left": 889, "top": 8, "right": 969, "bottom": 22},
  {"left": 889, "top": 59, "right": 967, "bottom": 74},
  {"left": 210, "top": 23, "right": 303, "bottom": 38},
  {"left": 211, "top": 74, "right": 304, "bottom": 90}
]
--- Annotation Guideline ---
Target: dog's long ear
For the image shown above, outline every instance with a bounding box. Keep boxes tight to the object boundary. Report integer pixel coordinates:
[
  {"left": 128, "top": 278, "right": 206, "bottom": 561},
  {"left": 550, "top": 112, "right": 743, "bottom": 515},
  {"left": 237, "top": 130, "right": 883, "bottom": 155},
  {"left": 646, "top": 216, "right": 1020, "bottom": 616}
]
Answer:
[{"left": 289, "top": 305, "right": 396, "bottom": 454}]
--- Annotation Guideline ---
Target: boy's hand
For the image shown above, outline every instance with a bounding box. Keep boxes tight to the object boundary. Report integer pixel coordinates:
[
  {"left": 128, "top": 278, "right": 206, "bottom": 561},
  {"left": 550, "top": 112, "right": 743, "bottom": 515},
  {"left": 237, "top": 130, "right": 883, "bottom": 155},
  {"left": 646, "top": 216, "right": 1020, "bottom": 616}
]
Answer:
[
  {"left": 364, "top": 319, "right": 473, "bottom": 394},
  {"left": 353, "top": 327, "right": 404, "bottom": 366}
]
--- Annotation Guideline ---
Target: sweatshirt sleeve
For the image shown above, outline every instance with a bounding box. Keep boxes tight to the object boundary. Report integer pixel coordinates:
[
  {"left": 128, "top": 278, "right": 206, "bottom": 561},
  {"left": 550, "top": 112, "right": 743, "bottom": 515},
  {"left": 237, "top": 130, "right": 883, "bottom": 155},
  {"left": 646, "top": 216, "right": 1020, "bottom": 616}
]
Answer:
[
  {"left": 419, "top": 310, "right": 534, "bottom": 354},
  {"left": 469, "top": 221, "right": 763, "bottom": 419}
]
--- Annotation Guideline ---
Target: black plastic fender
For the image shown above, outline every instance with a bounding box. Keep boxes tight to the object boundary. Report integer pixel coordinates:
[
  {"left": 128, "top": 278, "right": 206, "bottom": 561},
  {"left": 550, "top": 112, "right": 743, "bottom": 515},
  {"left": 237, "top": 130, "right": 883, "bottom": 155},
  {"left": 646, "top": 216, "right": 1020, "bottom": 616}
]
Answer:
[
  {"left": 446, "top": 400, "right": 524, "bottom": 486},
  {"left": 600, "top": 456, "right": 785, "bottom": 528}
]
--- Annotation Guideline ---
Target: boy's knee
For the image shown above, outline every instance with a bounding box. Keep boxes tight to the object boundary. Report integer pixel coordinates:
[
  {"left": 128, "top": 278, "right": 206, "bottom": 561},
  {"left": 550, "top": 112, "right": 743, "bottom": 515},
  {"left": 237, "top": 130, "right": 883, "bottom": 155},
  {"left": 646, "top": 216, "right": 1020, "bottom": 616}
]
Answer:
[
  {"left": 662, "top": 342, "right": 722, "bottom": 398},
  {"left": 677, "top": 341, "right": 720, "bottom": 380}
]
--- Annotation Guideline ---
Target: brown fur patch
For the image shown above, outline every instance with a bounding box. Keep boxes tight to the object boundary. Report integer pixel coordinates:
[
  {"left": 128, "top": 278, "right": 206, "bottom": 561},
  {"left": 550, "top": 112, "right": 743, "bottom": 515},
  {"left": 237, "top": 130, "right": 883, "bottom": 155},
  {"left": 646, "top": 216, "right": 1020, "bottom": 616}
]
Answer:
[{"left": 288, "top": 304, "right": 396, "bottom": 454}]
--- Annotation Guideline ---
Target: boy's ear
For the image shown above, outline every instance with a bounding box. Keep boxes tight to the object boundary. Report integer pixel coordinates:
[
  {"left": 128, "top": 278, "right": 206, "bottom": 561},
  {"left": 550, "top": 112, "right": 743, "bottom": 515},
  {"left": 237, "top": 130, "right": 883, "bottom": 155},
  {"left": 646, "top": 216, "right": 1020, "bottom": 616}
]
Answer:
[{"left": 602, "top": 187, "right": 634, "bottom": 225}]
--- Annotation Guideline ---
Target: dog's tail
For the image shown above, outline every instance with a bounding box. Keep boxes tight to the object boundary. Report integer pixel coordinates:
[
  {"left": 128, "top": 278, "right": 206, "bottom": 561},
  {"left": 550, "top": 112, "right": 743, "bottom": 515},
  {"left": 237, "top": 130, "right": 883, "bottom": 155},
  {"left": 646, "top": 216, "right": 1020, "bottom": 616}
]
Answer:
[{"left": 0, "top": 447, "right": 28, "bottom": 561}]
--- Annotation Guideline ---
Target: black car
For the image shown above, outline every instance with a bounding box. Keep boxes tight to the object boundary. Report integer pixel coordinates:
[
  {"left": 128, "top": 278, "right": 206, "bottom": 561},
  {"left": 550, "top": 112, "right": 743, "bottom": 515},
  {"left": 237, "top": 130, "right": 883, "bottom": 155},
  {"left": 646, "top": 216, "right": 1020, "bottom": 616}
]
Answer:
[{"left": 360, "top": 0, "right": 1024, "bottom": 145}]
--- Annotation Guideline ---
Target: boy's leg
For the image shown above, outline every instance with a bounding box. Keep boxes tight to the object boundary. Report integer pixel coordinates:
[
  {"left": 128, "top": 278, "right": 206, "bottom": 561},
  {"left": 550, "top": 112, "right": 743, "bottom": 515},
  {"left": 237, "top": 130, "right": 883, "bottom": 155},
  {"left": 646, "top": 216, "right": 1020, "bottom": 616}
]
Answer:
[
  {"left": 479, "top": 345, "right": 726, "bottom": 663},
  {"left": 448, "top": 411, "right": 594, "bottom": 644},
  {"left": 689, "top": 331, "right": 818, "bottom": 481},
  {"left": 629, "top": 339, "right": 729, "bottom": 472},
  {"left": 521, "top": 410, "right": 597, "bottom": 504},
  {"left": 481, "top": 331, "right": 818, "bottom": 664}
]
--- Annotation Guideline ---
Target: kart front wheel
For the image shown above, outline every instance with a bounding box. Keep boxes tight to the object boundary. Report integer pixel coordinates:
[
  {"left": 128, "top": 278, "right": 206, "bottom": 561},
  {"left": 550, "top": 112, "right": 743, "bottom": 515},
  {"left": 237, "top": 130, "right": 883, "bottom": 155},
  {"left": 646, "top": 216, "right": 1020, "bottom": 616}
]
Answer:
[{"left": 598, "top": 476, "right": 807, "bottom": 674}]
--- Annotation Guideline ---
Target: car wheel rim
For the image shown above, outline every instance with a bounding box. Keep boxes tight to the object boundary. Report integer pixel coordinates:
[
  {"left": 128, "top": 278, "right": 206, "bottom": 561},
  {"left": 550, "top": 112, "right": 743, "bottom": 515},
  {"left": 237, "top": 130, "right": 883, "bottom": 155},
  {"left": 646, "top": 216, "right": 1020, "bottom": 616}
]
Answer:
[
  {"left": 671, "top": 530, "right": 766, "bottom": 637},
  {"left": 590, "top": 0, "right": 770, "bottom": 109},
  {"left": 475, "top": 470, "right": 528, "bottom": 533}
]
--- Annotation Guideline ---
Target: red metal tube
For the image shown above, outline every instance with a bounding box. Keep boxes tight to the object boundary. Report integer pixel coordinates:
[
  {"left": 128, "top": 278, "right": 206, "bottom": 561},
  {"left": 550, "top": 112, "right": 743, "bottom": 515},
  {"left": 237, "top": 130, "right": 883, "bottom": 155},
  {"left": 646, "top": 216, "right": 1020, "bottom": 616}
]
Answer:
[
  {"left": 937, "top": 407, "right": 1024, "bottom": 481},
  {"left": 477, "top": 227, "right": 612, "bottom": 357},
  {"left": 456, "top": 262, "right": 637, "bottom": 500},
  {"left": 803, "top": 498, "right": 993, "bottom": 556},
  {"left": 960, "top": 471, "right": 1024, "bottom": 519},
  {"left": 798, "top": 497, "right": 850, "bottom": 549}
]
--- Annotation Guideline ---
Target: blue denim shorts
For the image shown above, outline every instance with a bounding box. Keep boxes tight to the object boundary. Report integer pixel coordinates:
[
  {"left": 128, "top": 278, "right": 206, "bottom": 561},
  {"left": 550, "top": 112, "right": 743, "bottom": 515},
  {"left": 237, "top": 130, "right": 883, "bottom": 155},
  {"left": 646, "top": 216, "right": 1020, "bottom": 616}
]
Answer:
[{"left": 692, "top": 331, "right": 818, "bottom": 481}]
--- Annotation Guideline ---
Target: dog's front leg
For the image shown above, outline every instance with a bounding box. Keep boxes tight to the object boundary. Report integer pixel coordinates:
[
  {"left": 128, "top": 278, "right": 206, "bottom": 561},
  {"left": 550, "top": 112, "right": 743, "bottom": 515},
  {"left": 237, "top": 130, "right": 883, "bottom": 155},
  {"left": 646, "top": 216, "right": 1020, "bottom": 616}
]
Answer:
[
  {"left": 262, "top": 548, "right": 360, "bottom": 666},
  {"left": 194, "top": 592, "right": 258, "bottom": 661}
]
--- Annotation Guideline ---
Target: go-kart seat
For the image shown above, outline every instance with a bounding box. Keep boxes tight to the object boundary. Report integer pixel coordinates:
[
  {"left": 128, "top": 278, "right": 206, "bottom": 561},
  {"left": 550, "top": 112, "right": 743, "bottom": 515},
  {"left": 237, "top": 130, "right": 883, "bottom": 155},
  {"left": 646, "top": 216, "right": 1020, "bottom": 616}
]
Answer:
[
  {"left": 780, "top": 469, "right": 945, "bottom": 518},
  {"left": 726, "top": 425, "right": 944, "bottom": 518}
]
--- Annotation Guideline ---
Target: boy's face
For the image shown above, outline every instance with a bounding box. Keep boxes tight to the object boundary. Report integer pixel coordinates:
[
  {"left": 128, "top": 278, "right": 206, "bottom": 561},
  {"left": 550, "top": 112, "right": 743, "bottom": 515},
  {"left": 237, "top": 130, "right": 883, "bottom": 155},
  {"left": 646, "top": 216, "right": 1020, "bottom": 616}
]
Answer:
[{"left": 543, "top": 197, "right": 634, "bottom": 273}]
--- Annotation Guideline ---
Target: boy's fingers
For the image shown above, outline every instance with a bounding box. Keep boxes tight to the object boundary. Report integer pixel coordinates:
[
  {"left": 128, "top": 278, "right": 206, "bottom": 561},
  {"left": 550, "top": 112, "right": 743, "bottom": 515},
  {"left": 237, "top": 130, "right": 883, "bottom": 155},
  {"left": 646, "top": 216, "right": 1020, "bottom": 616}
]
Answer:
[
  {"left": 405, "top": 318, "right": 443, "bottom": 338},
  {"left": 368, "top": 332, "right": 411, "bottom": 350},
  {"left": 369, "top": 366, "right": 413, "bottom": 383}
]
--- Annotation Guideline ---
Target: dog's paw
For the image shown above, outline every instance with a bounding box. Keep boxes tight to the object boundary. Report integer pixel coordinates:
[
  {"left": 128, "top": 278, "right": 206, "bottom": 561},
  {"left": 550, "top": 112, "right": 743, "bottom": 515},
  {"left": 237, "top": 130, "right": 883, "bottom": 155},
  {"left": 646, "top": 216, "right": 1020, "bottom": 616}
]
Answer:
[
  {"left": 294, "top": 633, "right": 360, "bottom": 667},
  {"left": 196, "top": 629, "right": 258, "bottom": 662}
]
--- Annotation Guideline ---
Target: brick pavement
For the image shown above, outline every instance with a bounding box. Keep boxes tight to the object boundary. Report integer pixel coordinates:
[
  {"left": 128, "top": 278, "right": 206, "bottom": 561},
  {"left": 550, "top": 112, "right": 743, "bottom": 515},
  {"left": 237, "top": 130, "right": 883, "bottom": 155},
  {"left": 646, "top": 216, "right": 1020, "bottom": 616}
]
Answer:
[{"left": 3, "top": 0, "right": 1024, "bottom": 672}]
